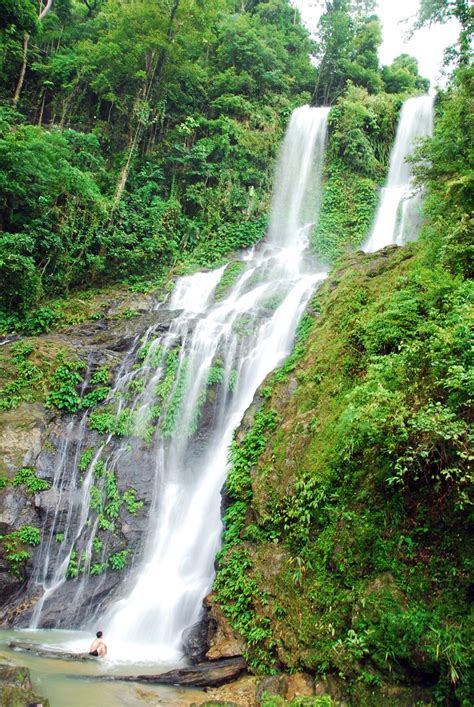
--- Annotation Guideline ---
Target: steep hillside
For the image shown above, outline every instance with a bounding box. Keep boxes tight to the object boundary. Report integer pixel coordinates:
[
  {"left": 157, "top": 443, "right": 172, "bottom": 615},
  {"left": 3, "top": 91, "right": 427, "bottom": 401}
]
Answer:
[{"left": 213, "top": 243, "right": 472, "bottom": 704}]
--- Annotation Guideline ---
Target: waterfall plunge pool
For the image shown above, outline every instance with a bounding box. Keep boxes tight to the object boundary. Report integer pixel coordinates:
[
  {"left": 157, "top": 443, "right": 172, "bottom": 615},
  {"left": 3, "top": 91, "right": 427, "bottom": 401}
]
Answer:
[{"left": 0, "top": 628, "right": 208, "bottom": 706}]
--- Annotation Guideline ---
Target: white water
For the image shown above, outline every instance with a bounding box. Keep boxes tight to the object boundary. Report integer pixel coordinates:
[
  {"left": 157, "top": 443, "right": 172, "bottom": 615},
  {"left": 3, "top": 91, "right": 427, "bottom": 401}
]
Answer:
[
  {"left": 364, "top": 95, "right": 434, "bottom": 252},
  {"left": 100, "top": 106, "right": 330, "bottom": 662},
  {"left": 28, "top": 95, "right": 434, "bottom": 668}
]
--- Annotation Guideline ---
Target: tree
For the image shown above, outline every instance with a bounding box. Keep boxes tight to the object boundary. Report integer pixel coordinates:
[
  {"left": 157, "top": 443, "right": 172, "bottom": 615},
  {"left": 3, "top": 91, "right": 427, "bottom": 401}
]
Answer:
[
  {"left": 12, "top": 0, "right": 54, "bottom": 106},
  {"left": 314, "top": 1, "right": 383, "bottom": 103},
  {"left": 416, "top": 0, "right": 473, "bottom": 64},
  {"left": 314, "top": 0, "right": 353, "bottom": 104},
  {"left": 382, "top": 54, "right": 430, "bottom": 94},
  {"left": 0, "top": 0, "right": 37, "bottom": 33}
]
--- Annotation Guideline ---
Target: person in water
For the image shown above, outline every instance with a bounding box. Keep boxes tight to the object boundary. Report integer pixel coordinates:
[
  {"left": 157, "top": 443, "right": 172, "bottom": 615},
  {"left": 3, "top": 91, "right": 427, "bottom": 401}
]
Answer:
[{"left": 89, "top": 630, "right": 107, "bottom": 657}]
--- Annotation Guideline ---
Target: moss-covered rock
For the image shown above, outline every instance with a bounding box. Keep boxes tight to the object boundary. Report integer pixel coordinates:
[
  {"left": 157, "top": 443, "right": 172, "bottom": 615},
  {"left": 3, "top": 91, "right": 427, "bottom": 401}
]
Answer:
[{"left": 0, "top": 663, "right": 50, "bottom": 707}]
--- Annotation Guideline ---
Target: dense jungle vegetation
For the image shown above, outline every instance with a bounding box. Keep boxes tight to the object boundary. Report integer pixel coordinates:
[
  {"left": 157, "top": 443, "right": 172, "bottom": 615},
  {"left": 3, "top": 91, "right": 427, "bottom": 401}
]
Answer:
[
  {"left": 0, "top": 0, "right": 472, "bottom": 704},
  {"left": 210, "top": 4, "right": 473, "bottom": 705},
  {"left": 0, "top": 0, "right": 431, "bottom": 333}
]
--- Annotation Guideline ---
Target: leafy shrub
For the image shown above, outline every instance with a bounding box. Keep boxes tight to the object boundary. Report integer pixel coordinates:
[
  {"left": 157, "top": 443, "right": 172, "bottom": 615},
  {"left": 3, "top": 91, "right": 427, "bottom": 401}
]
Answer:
[
  {"left": 108, "top": 549, "right": 128, "bottom": 571},
  {"left": 12, "top": 467, "right": 49, "bottom": 494},
  {"left": 1, "top": 525, "right": 42, "bottom": 577}
]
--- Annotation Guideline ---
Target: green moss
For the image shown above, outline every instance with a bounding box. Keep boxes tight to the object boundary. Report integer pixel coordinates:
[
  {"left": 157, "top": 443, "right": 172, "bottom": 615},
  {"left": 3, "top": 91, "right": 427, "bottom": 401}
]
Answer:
[
  {"left": 313, "top": 163, "right": 378, "bottom": 262},
  {"left": 215, "top": 261, "right": 246, "bottom": 301}
]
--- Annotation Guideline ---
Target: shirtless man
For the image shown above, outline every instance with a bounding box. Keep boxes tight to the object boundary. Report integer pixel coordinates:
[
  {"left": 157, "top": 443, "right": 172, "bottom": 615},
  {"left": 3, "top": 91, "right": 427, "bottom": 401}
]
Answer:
[{"left": 89, "top": 630, "right": 107, "bottom": 657}]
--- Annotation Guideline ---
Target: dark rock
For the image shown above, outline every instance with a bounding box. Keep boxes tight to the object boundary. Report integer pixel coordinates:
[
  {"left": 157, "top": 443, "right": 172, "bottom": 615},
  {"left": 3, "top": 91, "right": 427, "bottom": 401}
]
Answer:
[
  {"left": 182, "top": 615, "right": 210, "bottom": 663},
  {"left": 102, "top": 656, "right": 247, "bottom": 688}
]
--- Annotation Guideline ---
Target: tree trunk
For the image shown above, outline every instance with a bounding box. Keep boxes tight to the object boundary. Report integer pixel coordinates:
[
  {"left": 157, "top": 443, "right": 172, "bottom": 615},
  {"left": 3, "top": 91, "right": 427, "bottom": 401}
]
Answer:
[
  {"left": 12, "top": 33, "right": 30, "bottom": 107},
  {"left": 110, "top": 0, "right": 181, "bottom": 213},
  {"left": 38, "top": 90, "right": 46, "bottom": 125},
  {"left": 12, "top": 0, "right": 54, "bottom": 106},
  {"left": 111, "top": 127, "right": 142, "bottom": 211}
]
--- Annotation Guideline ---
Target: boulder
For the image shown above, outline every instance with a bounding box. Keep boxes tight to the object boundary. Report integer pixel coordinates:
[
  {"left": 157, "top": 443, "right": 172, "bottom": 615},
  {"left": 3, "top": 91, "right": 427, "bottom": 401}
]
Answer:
[
  {"left": 204, "top": 594, "right": 246, "bottom": 660},
  {"left": 284, "top": 672, "right": 314, "bottom": 700},
  {"left": 183, "top": 616, "right": 210, "bottom": 663},
  {"left": 255, "top": 675, "right": 288, "bottom": 705},
  {"left": 0, "top": 662, "right": 50, "bottom": 706}
]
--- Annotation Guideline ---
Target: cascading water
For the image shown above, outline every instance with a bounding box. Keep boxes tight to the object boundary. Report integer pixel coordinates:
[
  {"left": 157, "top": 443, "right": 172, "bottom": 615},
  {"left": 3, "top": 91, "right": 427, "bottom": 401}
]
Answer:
[
  {"left": 364, "top": 95, "right": 434, "bottom": 253},
  {"left": 26, "top": 94, "right": 434, "bottom": 664},
  {"left": 97, "top": 106, "right": 330, "bottom": 662}
]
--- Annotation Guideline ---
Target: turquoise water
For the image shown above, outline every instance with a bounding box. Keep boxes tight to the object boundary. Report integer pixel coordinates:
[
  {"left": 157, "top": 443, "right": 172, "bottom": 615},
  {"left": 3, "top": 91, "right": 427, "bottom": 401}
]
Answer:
[{"left": 0, "top": 629, "right": 206, "bottom": 706}]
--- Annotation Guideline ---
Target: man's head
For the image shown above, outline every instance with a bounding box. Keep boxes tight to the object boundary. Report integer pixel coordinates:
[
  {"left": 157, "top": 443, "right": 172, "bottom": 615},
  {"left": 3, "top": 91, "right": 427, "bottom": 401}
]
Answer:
[{"left": 96, "top": 631, "right": 103, "bottom": 638}]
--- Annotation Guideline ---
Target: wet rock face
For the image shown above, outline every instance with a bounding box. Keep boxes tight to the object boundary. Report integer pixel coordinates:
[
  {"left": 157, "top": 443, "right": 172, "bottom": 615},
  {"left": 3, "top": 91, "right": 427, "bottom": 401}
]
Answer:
[
  {"left": 0, "top": 303, "right": 179, "bottom": 629},
  {"left": 182, "top": 618, "right": 210, "bottom": 663}
]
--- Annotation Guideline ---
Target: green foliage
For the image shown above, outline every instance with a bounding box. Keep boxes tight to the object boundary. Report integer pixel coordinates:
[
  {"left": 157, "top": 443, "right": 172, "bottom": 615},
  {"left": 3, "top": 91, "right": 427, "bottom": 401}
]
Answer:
[
  {"left": 88, "top": 408, "right": 134, "bottom": 437},
  {"left": 16, "top": 525, "right": 41, "bottom": 546},
  {"left": 382, "top": 54, "right": 430, "bottom": 94},
  {"left": 12, "top": 467, "right": 49, "bottom": 494},
  {"left": 314, "top": 166, "right": 377, "bottom": 262},
  {"left": 104, "top": 471, "right": 121, "bottom": 519},
  {"left": 0, "top": 0, "right": 38, "bottom": 33},
  {"left": 314, "top": 2, "right": 384, "bottom": 104},
  {"left": 0, "top": 340, "right": 44, "bottom": 411},
  {"left": 412, "top": 66, "right": 473, "bottom": 278},
  {"left": 214, "top": 408, "right": 280, "bottom": 671},
  {"left": 207, "top": 365, "right": 225, "bottom": 386},
  {"left": 213, "top": 240, "right": 473, "bottom": 698},
  {"left": 89, "top": 486, "right": 103, "bottom": 514},
  {"left": 90, "top": 367, "right": 109, "bottom": 386},
  {"left": 93, "top": 459, "right": 106, "bottom": 478},
  {"left": 1, "top": 525, "right": 42, "bottom": 577},
  {"left": 108, "top": 549, "right": 128, "bottom": 571},
  {"left": 0, "top": 0, "right": 316, "bottom": 327},
  {"left": 260, "top": 696, "right": 333, "bottom": 707},
  {"left": 90, "top": 562, "right": 107, "bottom": 576},
  {"left": 214, "top": 548, "right": 277, "bottom": 673},
  {"left": 79, "top": 448, "right": 94, "bottom": 472},
  {"left": 161, "top": 356, "right": 188, "bottom": 438},
  {"left": 225, "top": 409, "right": 279, "bottom": 510},
  {"left": 80, "top": 385, "right": 110, "bottom": 409},
  {"left": 46, "top": 357, "right": 85, "bottom": 413},
  {"left": 123, "top": 488, "right": 144, "bottom": 515},
  {"left": 66, "top": 550, "right": 79, "bottom": 579},
  {"left": 314, "top": 87, "right": 400, "bottom": 263},
  {"left": 92, "top": 536, "right": 102, "bottom": 555}
]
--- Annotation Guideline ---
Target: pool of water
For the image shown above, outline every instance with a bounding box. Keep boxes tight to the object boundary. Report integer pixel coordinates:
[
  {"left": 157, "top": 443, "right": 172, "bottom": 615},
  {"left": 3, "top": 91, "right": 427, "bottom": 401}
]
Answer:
[{"left": 0, "top": 629, "right": 208, "bottom": 706}]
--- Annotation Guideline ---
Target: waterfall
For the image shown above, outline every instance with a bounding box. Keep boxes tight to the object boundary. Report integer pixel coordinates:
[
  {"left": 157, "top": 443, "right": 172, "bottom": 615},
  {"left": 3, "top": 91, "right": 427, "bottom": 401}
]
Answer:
[
  {"left": 27, "top": 94, "right": 435, "bottom": 657},
  {"left": 98, "top": 106, "right": 330, "bottom": 662},
  {"left": 364, "top": 95, "right": 434, "bottom": 253}
]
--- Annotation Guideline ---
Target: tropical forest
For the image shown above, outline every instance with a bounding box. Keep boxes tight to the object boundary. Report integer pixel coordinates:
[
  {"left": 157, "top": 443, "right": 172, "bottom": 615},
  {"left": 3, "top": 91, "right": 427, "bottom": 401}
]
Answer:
[{"left": 0, "top": 0, "right": 472, "bottom": 705}]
